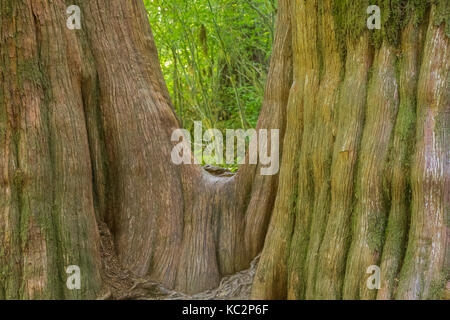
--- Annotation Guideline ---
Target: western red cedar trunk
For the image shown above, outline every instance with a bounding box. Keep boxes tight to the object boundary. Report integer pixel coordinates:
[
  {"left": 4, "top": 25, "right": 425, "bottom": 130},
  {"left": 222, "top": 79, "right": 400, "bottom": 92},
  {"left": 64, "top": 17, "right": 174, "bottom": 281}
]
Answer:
[
  {"left": 0, "top": 0, "right": 290, "bottom": 299},
  {"left": 252, "top": 0, "right": 449, "bottom": 300},
  {"left": 0, "top": 0, "right": 448, "bottom": 300}
]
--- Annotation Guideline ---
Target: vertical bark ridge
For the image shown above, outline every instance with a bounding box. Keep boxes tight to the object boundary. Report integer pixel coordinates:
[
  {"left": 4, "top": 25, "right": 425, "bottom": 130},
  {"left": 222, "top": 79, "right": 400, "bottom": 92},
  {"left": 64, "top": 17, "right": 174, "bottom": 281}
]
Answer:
[
  {"left": 81, "top": 0, "right": 186, "bottom": 288},
  {"left": 29, "top": 0, "right": 103, "bottom": 299},
  {"left": 1, "top": 0, "right": 103, "bottom": 299},
  {"left": 313, "top": 34, "right": 372, "bottom": 299},
  {"left": 343, "top": 42, "right": 399, "bottom": 300},
  {"left": 241, "top": 0, "right": 292, "bottom": 265},
  {"left": 377, "top": 19, "right": 423, "bottom": 300},
  {"left": 251, "top": 82, "right": 302, "bottom": 299},
  {"left": 77, "top": 0, "right": 292, "bottom": 294},
  {"left": 0, "top": 0, "right": 28, "bottom": 298},
  {"left": 303, "top": 0, "right": 342, "bottom": 299},
  {"left": 286, "top": 0, "right": 320, "bottom": 300},
  {"left": 396, "top": 7, "right": 449, "bottom": 299},
  {"left": 251, "top": 0, "right": 300, "bottom": 299}
]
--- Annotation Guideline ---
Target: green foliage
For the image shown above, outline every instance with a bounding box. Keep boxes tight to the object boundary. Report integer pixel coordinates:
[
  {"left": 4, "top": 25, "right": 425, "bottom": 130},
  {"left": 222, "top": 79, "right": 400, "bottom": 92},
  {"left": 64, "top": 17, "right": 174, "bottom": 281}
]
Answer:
[{"left": 144, "top": 0, "right": 275, "bottom": 135}]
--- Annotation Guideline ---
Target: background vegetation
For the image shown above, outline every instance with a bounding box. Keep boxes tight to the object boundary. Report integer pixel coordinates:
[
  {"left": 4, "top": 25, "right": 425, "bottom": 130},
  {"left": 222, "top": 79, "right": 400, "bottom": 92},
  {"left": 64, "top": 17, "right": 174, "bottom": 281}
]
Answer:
[{"left": 144, "top": 0, "right": 276, "bottom": 157}]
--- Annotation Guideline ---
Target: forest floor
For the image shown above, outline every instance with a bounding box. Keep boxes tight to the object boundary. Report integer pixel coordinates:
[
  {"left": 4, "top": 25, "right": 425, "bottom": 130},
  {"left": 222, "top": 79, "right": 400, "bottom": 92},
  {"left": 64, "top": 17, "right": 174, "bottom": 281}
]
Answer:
[
  {"left": 120, "top": 256, "right": 259, "bottom": 300},
  {"left": 97, "top": 202, "right": 258, "bottom": 300}
]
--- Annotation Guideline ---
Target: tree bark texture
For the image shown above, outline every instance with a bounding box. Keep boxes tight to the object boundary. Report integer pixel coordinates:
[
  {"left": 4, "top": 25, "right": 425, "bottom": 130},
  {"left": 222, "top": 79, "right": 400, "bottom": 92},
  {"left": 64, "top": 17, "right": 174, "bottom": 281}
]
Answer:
[
  {"left": 253, "top": 0, "right": 449, "bottom": 300},
  {"left": 0, "top": 0, "right": 448, "bottom": 300}
]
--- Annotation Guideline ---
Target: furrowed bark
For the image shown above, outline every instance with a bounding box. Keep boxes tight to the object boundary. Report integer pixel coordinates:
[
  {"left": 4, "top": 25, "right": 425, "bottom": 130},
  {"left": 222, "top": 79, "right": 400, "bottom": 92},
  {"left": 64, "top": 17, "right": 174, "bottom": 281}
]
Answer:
[
  {"left": 313, "top": 35, "right": 371, "bottom": 299},
  {"left": 254, "top": 1, "right": 448, "bottom": 301},
  {"left": 1, "top": 0, "right": 102, "bottom": 299},
  {"left": 2, "top": 0, "right": 293, "bottom": 297},
  {"left": 251, "top": 80, "right": 301, "bottom": 300},
  {"left": 396, "top": 8, "right": 449, "bottom": 299},
  {"left": 343, "top": 41, "right": 399, "bottom": 300},
  {"left": 377, "top": 20, "right": 423, "bottom": 300},
  {"left": 303, "top": 0, "right": 341, "bottom": 300},
  {"left": 286, "top": 0, "right": 320, "bottom": 300},
  {"left": 1, "top": 0, "right": 448, "bottom": 300}
]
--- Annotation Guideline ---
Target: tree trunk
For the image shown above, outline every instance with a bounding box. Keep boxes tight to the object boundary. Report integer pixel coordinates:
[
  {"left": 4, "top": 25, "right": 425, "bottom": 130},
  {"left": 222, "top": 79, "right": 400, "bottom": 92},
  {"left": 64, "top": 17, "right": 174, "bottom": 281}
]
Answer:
[
  {"left": 0, "top": 0, "right": 448, "bottom": 300},
  {"left": 253, "top": 0, "right": 449, "bottom": 300}
]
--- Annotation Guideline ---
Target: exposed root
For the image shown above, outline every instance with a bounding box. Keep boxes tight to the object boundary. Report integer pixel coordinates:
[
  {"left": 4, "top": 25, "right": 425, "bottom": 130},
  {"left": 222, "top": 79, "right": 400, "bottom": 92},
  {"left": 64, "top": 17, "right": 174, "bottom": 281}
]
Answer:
[
  {"left": 118, "top": 255, "right": 260, "bottom": 300},
  {"left": 97, "top": 221, "right": 259, "bottom": 300}
]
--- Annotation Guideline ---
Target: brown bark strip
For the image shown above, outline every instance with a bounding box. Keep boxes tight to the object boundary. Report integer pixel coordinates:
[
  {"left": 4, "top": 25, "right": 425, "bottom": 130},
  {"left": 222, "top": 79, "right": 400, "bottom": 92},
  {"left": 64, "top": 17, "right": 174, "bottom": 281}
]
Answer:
[
  {"left": 78, "top": 0, "right": 292, "bottom": 294},
  {"left": 397, "top": 8, "right": 449, "bottom": 299},
  {"left": 314, "top": 34, "right": 372, "bottom": 299},
  {"left": 377, "top": 20, "right": 423, "bottom": 300},
  {"left": 303, "top": 0, "right": 341, "bottom": 299},
  {"left": 286, "top": 0, "right": 320, "bottom": 300},
  {"left": 343, "top": 42, "right": 399, "bottom": 300},
  {"left": 251, "top": 82, "right": 301, "bottom": 299},
  {"left": 1, "top": 0, "right": 103, "bottom": 299}
]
